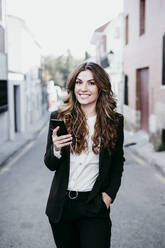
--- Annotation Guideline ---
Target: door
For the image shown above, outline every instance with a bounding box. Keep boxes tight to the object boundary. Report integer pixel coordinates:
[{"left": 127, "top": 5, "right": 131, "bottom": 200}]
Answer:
[
  {"left": 14, "top": 85, "right": 21, "bottom": 132},
  {"left": 136, "top": 68, "right": 149, "bottom": 132}
]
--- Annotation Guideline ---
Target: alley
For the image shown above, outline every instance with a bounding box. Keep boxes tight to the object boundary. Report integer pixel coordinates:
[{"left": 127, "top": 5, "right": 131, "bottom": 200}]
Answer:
[{"left": 0, "top": 126, "right": 165, "bottom": 248}]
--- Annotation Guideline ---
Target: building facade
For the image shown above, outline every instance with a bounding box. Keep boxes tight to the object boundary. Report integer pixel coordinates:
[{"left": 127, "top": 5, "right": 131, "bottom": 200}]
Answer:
[
  {"left": 5, "top": 15, "right": 47, "bottom": 142},
  {"left": 0, "top": 0, "right": 8, "bottom": 143},
  {"left": 91, "top": 14, "right": 124, "bottom": 114},
  {"left": 123, "top": 0, "right": 165, "bottom": 148}
]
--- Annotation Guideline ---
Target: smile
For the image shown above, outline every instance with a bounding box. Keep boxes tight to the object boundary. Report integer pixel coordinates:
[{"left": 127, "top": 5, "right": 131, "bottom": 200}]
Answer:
[{"left": 79, "top": 94, "right": 91, "bottom": 99}]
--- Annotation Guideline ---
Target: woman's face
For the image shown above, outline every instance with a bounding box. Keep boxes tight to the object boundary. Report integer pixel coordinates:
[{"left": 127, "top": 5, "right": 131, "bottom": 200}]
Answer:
[{"left": 74, "top": 70, "right": 99, "bottom": 110}]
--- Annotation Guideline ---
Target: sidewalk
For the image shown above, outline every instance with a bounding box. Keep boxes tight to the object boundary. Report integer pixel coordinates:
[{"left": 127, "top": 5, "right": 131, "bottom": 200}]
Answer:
[
  {"left": 124, "top": 130, "right": 165, "bottom": 177},
  {"left": 0, "top": 112, "right": 49, "bottom": 167}
]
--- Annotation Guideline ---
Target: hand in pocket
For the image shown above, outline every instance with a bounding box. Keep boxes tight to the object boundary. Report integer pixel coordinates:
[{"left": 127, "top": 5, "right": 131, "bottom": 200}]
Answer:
[{"left": 101, "top": 192, "right": 112, "bottom": 209}]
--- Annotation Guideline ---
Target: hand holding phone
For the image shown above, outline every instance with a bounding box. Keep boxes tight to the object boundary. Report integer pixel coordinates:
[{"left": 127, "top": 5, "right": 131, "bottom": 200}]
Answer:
[
  {"left": 51, "top": 119, "right": 72, "bottom": 151},
  {"left": 50, "top": 119, "right": 68, "bottom": 136}
]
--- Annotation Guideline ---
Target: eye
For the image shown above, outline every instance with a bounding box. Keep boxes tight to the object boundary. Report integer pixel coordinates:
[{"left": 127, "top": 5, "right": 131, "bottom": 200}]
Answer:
[
  {"left": 88, "top": 81, "right": 95, "bottom": 85},
  {"left": 75, "top": 80, "right": 82, "bottom": 84}
]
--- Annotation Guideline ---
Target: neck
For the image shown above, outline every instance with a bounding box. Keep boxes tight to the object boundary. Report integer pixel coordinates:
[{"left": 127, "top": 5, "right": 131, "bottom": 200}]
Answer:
[{"left": 81, "top": 104, "right": 96, "bottom": 118}]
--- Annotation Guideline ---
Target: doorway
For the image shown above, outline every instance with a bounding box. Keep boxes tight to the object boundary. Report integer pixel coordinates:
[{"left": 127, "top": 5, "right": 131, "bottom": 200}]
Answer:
[
  {"left": 136, "top": 68, "right": 149, "bottom": 132},
  {"left": 14, "top": 85, "right": 21, "bottom": 132}
]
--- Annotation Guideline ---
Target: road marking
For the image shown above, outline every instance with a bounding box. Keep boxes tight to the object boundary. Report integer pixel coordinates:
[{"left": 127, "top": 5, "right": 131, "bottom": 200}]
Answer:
[
  {"left": 130, "top": 152, "right": 145, "bottom": 166},
  {"left": 0, "top": 140, "right": 35, "bottom": 176},
  {"left": 155, "top": 173, "right": 165, "bottom": 184}
]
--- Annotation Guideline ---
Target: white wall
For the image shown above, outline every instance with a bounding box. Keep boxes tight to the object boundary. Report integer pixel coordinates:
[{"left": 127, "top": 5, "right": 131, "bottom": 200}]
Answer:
[
  {"left": 0, "top": 0, "right": 8, "bottom": 144},
  {"left": 106, "top": 14, "right": 124, "bottom": 113},
  {"left": 7, "top": 15, "right": 41, "bottom": 74},
  {"left": 7, "top": 15, "right": 43, "bottom": 139},
  {"left": 0, "top": 0, "right": 6, "bottom": 30}
]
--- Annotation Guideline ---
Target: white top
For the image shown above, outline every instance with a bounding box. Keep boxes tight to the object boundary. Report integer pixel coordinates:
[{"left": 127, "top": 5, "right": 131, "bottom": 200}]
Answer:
[
  {"left": 68, "top": 115, "right": 99, "bottom": 191},
  {"left": 53, "top": 115, "right": 99, "bottom": 191}
]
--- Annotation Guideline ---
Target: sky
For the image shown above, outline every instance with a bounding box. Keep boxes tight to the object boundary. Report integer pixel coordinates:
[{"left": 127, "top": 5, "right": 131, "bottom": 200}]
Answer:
[{"left": 7, "top": 0, "right": 123, "bottom": 59}]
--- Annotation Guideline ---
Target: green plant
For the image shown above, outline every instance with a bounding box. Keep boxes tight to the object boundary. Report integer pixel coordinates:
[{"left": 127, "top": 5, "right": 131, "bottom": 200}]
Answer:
[{"left": 155, "top": 143, "right": 165, "bottom": 152}]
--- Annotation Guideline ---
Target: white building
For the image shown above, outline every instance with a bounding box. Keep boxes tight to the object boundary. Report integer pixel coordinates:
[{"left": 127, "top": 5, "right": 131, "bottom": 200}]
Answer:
[
  {"left": 91, "top": 14, "right": 124, "bottom": 114},
  {"left": 7, "top": 15, "right": 43, "bottom": 140},
  {"left": 0, "top": 0, "right": 8, "bottom": 143}
]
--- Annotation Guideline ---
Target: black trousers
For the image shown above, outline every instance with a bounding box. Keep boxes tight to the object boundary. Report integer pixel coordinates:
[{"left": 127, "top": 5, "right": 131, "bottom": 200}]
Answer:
[{"left": 48, "top": 191, "right": 112, "bottom": 248}]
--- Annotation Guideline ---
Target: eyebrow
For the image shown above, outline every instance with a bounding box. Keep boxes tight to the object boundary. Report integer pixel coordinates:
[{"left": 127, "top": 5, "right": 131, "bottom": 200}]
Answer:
[{"left": 76, "top": 78, "right": 95, "bottom": 82}]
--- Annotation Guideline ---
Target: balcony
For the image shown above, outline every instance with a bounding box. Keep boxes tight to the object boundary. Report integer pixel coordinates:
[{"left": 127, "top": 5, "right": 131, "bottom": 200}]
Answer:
[{"left": 0, "top": 52, "right": 8, "bottom": 80}]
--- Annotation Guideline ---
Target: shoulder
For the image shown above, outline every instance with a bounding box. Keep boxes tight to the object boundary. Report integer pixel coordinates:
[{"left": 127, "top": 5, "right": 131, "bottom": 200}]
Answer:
[
  {"left": 114, "top": 113, "right": 124, "bottom": 136},
  {"left": 114, "top": 112, "right": 124, "bottom": 127},
  {"left": 107, "top": 112, "right": 124, "bottom": 128},
  {"left": 115, "top": 112, "right": 124, "bottom": 120}
]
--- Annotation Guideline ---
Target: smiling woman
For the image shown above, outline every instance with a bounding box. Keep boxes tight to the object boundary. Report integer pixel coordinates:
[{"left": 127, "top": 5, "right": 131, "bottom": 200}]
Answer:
[
  {"left": 44, "top": 62, "right": 125, "bottom": 248},
  {"left": 74, "top": 70, "right": 99, "bottom": 113}
]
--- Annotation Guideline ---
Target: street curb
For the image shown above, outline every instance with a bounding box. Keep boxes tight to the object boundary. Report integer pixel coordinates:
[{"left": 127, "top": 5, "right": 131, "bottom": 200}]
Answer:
[
  {"left": 152, "top": 162, "right": 165, "bottom": 178},
  {"left": 0, "top": 115, "right": 49, "bottom": 168},
  {"left": 128, "top": 146, "right": 165, "bottom": 177}
]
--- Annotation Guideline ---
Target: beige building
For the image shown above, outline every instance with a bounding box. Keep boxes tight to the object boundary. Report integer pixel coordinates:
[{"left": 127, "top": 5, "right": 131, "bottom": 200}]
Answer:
[{"left": 123, "top": 0, "right": 165, "bottom": 148}]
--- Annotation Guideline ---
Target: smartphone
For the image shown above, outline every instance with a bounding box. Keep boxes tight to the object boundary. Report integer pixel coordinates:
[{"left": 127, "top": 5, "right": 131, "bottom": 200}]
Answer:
[{"left": 50, "top": 119, "right": 68, "bottom": 136}]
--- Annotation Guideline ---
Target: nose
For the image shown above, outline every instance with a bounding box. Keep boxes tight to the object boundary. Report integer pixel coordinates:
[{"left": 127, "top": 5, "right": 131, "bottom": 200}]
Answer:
[{"left": 81, "top": 82, "right": 88, "bottom": 91}]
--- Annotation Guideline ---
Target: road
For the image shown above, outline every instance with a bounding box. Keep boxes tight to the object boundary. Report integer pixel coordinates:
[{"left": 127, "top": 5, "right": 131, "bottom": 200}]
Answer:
[{"left": 0, "top": 126, "right": 165, "bottom": 248}]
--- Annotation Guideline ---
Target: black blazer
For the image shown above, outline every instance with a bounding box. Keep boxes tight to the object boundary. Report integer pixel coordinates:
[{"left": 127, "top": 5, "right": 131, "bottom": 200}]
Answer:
[{"left": 44, "top": 111, "right": 125, "bottom": 223}]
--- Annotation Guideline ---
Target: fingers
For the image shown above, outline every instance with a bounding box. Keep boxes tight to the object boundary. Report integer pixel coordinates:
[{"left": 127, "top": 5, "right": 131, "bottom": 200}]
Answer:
[
  {"left": 53, "top": 137, "right": 72, "bottom": 151},
  {"left": 52, "top": 127, "right": 72, "bottom": 151},
  {"left": 55, "top": 140, "right": 73, "bottom": 150},
  {"left": 54, "top": 136, "right": 72, "bottom": 145},
  {"left": 52, "top": 126, "right": 60, "bottom": 136},
  {"left": 102, "top": 192, "right": 112, "bottom": 203},
  {"left": 102, "top": 192, "right": 112, "bottom": 209}
]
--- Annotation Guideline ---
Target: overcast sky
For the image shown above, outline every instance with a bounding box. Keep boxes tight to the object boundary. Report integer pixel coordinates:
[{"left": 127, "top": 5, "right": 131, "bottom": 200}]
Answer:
[{"left": 7, "top": 0, "right": 123, "bottom": 58}]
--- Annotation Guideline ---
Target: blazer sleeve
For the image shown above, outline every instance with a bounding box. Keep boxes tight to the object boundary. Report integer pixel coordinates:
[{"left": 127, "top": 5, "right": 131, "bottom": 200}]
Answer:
[
  {"left": 44, "top": 111, "right": 62, "bottom": 171},
  {"left": 104, "top": 114, "right": 125, "bottom": 203}
]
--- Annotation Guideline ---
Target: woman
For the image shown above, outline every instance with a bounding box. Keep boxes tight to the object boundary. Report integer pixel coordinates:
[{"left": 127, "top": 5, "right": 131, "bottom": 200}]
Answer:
[{"left": 44, "top": 62, "right": 125, "bottom": 248}]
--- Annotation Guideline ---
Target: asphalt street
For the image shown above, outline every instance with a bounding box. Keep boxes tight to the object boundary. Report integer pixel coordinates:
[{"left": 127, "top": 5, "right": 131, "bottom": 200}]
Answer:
[{"left": 0, "top": 126, "right": 165, "bottom": 248}]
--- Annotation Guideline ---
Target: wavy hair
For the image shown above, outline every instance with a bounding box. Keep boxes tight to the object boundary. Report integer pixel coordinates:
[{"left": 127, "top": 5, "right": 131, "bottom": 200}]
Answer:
[{"left": 58, "top": 62, "right": 119, "bottom": 155}]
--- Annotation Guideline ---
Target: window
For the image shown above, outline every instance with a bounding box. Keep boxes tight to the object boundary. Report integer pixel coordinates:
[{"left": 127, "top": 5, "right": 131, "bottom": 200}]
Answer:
[
  {"left": 124, "top": 75, "right": 128, "bottom": 105},
  {"left": 125, "top": 15, "right": 129, "bottom": 45},
  {"left": 0, "top": 80, "right": 8, "bottom": 113},
  {"left": 139, "top": 0, "right": 146, "bottom": 35},
  {"left": 162, "top": 34, "right": 165, "bottom": 85}
]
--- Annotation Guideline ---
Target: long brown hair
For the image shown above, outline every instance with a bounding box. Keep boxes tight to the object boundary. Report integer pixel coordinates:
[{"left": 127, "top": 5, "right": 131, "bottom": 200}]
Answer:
[{"left": 58, "top": 62, "right": 119, "bottom": 155}]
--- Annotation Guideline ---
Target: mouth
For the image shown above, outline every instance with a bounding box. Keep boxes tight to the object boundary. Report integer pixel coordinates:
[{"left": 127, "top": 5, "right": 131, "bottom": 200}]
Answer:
[{"left": 79, "top": 94, "right": 91, "bottom": 99}]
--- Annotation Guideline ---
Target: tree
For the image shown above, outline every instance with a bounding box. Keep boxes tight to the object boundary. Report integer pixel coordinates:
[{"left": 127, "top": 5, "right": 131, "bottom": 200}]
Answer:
[
  {"left": 84, "top": 51, "right": 91, "bottom": 60},
  {"left": 42, "top": 50, "right": 82, "bottom": 88}
]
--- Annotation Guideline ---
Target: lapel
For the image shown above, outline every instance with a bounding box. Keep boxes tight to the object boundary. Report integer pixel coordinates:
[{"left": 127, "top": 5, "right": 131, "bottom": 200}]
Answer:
[
  {"left": 86, "top": 148, "right": 112, "bottom": 202},
  {"left": 61, "top": 147, "right": 70, "bottom": 186}
]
